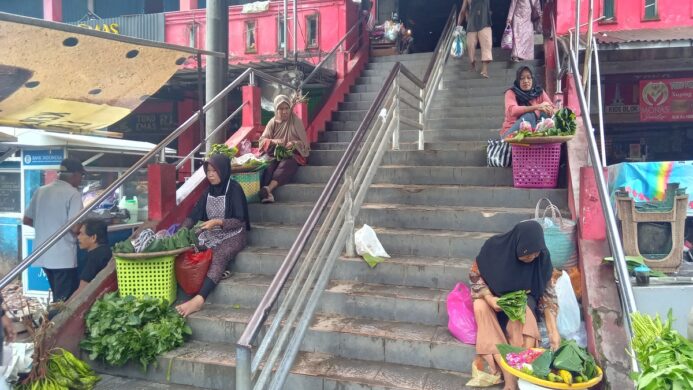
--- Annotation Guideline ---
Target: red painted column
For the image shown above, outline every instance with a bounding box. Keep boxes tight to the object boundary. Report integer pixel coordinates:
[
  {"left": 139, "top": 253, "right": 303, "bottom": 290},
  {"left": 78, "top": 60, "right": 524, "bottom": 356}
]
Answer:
[
  {"left": 563, "top": 73, "right": 582, "bottom": 116},
  {"left": 43, "top": 0, "right": 62, "bottom": 22},
  {"left": 177, "top": 99, "right": 200, "bottom": 180},
  {"left": 294, "top": 102, "right": 309, "bottom": 130},
  {"left": 579, "top": 166, "right": 608, "bottom": 240},
  {"left": 242, "top": 85, "right": 262, "bottom": 128},
  {"left": 148, "top": 164, "right": 177, "bottom": 222},
  {"left": 336, "top": 51, "right": 349, "bottom": 80},
  {"left": 180, "top": 0, "right": 198, "bottom": 11}
]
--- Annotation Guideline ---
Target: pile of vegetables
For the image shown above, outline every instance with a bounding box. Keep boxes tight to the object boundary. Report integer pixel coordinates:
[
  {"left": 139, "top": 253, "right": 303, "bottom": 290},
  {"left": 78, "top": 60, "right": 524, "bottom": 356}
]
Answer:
[
  {"left": 16, "top": 348, "right": 100, "bottom": 390},
  {"left": 112, "top": 227, "right": 198, "bottom": 254},
  {"left": 497, "top": 290, "right": 528, "bottom": 323},
  {"left": 207, "top": 144, "right": 238, "bottom": 159},
  {"left": 499, "top": 340, "right": 598, "bottom": 385},
  {"left": 509, "top": 108, "right": 577, "bottom": 141},
  {"left": 630, "top": 310, "right": 693, "bottom": 389},
  {"left": 274, "top": 144, "right": 295, "bottom": 161},
  {"left": 81, "top": 293, "right": 192, "bottom": 371}
]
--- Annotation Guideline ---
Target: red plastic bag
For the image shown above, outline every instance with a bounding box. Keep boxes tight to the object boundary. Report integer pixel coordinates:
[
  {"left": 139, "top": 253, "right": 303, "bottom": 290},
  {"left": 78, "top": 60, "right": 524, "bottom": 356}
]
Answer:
[
  {"left": 175, "top": 249, "right": 213, "bottom": 295},
  {"left": 447, "top": 282, "right": 477, "bottom": 345}
]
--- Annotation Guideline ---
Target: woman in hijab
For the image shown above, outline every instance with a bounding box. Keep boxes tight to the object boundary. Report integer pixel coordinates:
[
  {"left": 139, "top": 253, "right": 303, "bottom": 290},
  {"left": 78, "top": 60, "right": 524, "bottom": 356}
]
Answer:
[
  {"left": 501, "top": 65, "right": 555, "bottom": 138},
  {"left": 469, "top": 220, "right": 560, "bottom": 390},
  {"left": 259, "top": 95, "right": 310, "bottom": 203},
  {"left": 176, "top": 154, "right": 250, "bottom": 317}
]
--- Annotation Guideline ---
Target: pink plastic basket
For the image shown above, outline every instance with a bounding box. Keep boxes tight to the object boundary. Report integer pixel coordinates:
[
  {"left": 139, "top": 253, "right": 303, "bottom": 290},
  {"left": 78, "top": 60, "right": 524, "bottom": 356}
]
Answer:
[{"left": 511, "top": 143, "right": 561, "bottom": 188}]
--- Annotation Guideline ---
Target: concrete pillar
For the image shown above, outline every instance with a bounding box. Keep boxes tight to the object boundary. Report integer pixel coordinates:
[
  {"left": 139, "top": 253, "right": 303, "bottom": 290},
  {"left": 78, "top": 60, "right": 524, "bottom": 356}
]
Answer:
[
  {"left": 564, "top": 73, "right": 582, "bottom": 116},
  {"left": 43, "top": 0, "right": 62, "bottom": 22},
  {"left": 579, "top": 166, "right": 607, "bottom": 240},
  {"left": 336, "top": 51, "right": 349, "bottom": 80},
  {"left": 241, "top": 85, "right": 262, "bottom": 129},
  {"left": 294, "top": 102, "right": 309, "bottom": 130},
  {"left": 148, "top": 164, "right": 177, "bottom": 221},
  {"left": 180, "top": 0, "right": 198, "bottom": 11},
  {"left": 205, "top": 0, "right": 229, "bottom": 150}
]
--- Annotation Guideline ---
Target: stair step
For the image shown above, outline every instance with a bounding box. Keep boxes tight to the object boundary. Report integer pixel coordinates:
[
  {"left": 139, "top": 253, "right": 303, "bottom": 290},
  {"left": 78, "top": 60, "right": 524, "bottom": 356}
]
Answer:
[
  {"left": 95, "top": 375, "right": 205, "bottom": 389},
  {"left": 187, "top": 306, "right": 475, "bottom": 371},
  {"left": 426, "top": 117, "right": 503, "bottom": 130},
  {"left": 91, "top": 340, "right": 483, "bottom": 390},
  {"left": 309, "top": 147, "right": 488, "bottom": 166},
  {"left": 233, "top": 246, "right": 472, "bottom": 290},
  {"left": 370, "top": 52, "right": 433, "bottom": 62},
  {"left": 247, "top": 223, "right": 495, "bottom": 258},
  {"left": 294, "top": 165, "right": 514, "bottom": 186},
  {"left": 274, "top": 183, "right": 568, "bottom": 209}
]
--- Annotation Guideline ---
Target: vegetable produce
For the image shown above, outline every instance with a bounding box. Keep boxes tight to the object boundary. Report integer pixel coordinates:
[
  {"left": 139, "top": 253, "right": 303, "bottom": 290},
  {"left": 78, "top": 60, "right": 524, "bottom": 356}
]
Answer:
[
  {"left": 497, "top": 290, "right": 528, "bottom": 323},
  {"left": 113, "top": 228, "right": 198, "bottom": 254},
  {"left": 508, "top": 108, "right": 577, "bottom": 141},
  {"left": 274, "top": 144, "right": 295, "bottom": 160},
  {"left": 551, "top": 339, "right": 597, "bottom": 380},
  {"left": 207, "top": 144, "right": 238, "bottom": 159},
  {"left": 630, "top": 310, "right": 693, "bottom": 390},
  {"left": 553, "top": 107, "right": 577, "bottom": 135},
  {"left": 81, "top": 293, "right": 192, "bottom": 371},
  {"left": 498, "top": 342, "right": 599, "bottom": 384},
  {"left": 16, "top": 348, "right": 100, "bottom": 390}
]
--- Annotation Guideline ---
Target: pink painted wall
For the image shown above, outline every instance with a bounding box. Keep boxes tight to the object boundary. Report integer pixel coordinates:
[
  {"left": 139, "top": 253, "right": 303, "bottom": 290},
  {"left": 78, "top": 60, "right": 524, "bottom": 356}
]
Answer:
[
  {"left": 556, "top": 0, "right": 693, "bottom": 35},
  {"left": 165, "top": 0, "right": 360, "bottom": 64}
]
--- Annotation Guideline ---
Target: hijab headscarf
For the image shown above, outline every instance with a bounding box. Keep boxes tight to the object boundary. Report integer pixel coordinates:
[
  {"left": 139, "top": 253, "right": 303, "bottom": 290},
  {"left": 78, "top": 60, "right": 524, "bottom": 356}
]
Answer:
[
  {"left": 186, "top": 154, "right": 251, "bottom": 230},
  {"left": 259, "top": 95, "right": 310, "bottom": 157},
  {"left": 510, "top": 66, "right": 544, "bottom": 106},
  {"left": 476, "top": 220, "right": 552, "bottom": 309}
]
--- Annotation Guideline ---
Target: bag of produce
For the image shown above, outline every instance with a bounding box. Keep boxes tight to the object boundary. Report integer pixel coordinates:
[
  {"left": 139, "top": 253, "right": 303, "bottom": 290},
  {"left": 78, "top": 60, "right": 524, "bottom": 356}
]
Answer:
[
  {"left": 175, "top": 249, "right": 213, "bottom": 295},
  {"left": 447, "top": 282, "right": 477, "bottom": 345}
]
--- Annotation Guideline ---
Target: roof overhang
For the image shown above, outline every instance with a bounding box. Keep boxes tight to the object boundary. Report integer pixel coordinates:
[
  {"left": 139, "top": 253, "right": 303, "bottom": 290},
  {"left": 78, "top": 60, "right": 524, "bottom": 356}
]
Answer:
[{"left": 594, "top": 26, "right": 693, "bottom": 50}]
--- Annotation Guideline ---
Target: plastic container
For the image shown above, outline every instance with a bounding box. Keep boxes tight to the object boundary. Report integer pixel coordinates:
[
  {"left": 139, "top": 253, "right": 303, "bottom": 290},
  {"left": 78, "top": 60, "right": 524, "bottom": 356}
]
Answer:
[
  {"left": 634, "top": 265, "right": 651, "bottom": 286},
  {"left": 114, "top": 254, "right": 176, "bottom": 304},
  {"left": 232, "top": 170, "right": 263, "bottom": 203},
  {"left": 511, "top": 143, "right": 561, "bottom": 188},
  {"left": 118, "top": 196, "right": 139, "bottom": 223}
]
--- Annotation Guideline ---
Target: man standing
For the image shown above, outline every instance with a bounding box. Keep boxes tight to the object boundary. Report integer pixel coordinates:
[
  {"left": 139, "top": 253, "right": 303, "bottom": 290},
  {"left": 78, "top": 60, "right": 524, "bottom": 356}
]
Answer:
[{"left": 23, "top": 158, "right": 85, "bottom": 302}]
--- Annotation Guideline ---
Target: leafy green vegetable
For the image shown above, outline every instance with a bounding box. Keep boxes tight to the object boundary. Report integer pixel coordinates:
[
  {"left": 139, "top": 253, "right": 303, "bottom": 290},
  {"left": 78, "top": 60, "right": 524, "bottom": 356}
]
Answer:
[
  {"left": 207, "top": 143, "right": 238, "bottom": 159},
  {"left": 497, "top": 343, "right": 526, "bottom": 358},
  {"left": 630, "top": 310, "right": 693, "bottom": 390},
  {"left": 552, "top": 339, "right": 597, "bottom": 379},
  {"left": 531, "top": 350, "right": 554, "bottom": 379},
  {"left": 553, "top": 108, "right": 577, "bottom": 135},
  {"left": 274, "top": 144, "right": 295, "bottom": 161},
  {"left": 80, "top": 293, "right": 192, "bottom": 371},
  {"left": 603, "top": 256, "right": 666, "bottom": 277},
  {"left": 497, "top": 290, "right": 528, "bottom": 323},
  {"left": 112, "top": 227, "right": 198, "bottom": 254}
]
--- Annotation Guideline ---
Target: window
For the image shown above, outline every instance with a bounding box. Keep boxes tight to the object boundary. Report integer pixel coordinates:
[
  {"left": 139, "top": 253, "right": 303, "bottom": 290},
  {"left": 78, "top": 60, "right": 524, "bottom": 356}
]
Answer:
[
  {"left": 245, "top": 20, "right": 257, "bottom": 53},
  {"left": 306, "top": 14, "right": 319, "bottom": 49},
  {"left": 602, "top": 0, "right": 615, "bottom": 21},
  {"left": 277, "top": 16, "right": 286, "bottom": 52},
  {"left": 644, "top": 0, "right": 658, "bottom": 20}
]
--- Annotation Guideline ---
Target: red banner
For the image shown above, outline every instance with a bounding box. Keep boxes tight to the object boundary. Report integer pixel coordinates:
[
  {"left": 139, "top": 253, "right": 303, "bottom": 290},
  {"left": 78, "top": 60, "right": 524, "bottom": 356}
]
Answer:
[{"left": 640, "top": 78, "right": 693, "bottom": 122}]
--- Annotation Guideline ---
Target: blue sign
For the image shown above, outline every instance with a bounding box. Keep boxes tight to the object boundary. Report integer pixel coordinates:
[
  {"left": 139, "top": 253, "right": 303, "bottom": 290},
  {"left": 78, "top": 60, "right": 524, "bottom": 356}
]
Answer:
[
  {"left": 25, "top": 239, "right": 50, "bottom": 292},
  {"left": 22, "top": 149, "right": 64, "bottom": 167}
]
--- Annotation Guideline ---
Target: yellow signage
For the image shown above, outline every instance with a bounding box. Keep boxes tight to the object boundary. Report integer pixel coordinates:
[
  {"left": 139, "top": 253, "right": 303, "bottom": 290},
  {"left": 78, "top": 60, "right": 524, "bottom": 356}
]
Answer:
[
  {"left": 77, "top": 23, "right": 120, "bottom": 34},
  {"left": 0, "top": 98, "right": 130, "bottom": 132}
]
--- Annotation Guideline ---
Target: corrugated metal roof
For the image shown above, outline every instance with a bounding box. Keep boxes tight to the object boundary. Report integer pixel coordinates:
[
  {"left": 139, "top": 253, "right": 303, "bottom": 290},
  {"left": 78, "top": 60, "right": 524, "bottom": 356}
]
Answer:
[
  {"left": 595, "top": 27, "right": 693, "bottom": 46},
  {"left": 67, "top": 13, "right": 165, "bottom": 42}
]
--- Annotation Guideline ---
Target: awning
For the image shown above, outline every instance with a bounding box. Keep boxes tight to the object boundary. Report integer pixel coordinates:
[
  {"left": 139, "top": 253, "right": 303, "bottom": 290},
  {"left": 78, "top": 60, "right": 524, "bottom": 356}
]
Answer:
[
  {"left": 0, "top": 12, "right": 222, "bottom": 134},
  {"left": 0, "top": 132, "right": 17, "bottom": 142},
  {"left": 0, "top": 127, "right": 175, "bottom": 155},
  {"left": 595, "top": 27, "right": 693, "bottom": 49}
]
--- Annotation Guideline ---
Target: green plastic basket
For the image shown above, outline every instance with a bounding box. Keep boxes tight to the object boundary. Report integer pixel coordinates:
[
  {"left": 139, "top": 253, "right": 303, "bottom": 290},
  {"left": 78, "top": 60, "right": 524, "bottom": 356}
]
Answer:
[
  {"left": 232, "top": 170, "right": 263, "bottom": 203},
  {"left": 114, "top": 254, "right": 177, "bottom": 304}
]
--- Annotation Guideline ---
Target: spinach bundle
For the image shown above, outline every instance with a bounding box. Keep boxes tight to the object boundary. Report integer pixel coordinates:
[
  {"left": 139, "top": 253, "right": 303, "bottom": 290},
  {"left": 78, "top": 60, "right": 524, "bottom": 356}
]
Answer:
[
  {"left": 274, "top": 144, "right": 295, "bottom": 161},
  {"left": 81, "top": 293, "right": 192, "bottom": 371},
  {"left": 497, "top": 290, "right": 528, "bottom": 323},
  {"left": 631, "top": 311, "right": 693, "bottom": 390}
]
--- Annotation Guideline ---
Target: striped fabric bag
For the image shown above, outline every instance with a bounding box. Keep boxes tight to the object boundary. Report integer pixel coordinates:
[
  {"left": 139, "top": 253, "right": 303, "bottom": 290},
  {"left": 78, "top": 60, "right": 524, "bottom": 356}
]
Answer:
[{"left": 487, "top": 139, "right": 512, "bottom": 167}]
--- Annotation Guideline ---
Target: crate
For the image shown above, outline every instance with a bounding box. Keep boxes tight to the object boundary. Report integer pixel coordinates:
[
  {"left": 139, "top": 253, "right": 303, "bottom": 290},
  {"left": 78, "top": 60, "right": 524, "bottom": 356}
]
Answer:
[
  {"left": 115, "top": 254, "right": 177, "bottom": 304},
  {"left": 232, "top": 170, "right": 263, "bottom": 203},
  {"left": 511, "top": 143, "right": 561, "bottom": 188}
]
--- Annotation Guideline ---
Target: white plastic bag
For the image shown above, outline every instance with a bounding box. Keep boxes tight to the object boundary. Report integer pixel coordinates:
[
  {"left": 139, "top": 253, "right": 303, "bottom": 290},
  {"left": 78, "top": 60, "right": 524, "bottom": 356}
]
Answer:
[
  {"left": 354, "top": 224, "right": 390, "bottom": 258},
  {"left": 556, "top": 271, "right": 581, "bottom": 337}
]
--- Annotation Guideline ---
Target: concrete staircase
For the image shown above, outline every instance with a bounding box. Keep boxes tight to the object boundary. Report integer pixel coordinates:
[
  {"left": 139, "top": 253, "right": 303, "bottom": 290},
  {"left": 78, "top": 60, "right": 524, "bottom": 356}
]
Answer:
[{"left": 94, "top": 49, "right": 567, "bottom": 389}]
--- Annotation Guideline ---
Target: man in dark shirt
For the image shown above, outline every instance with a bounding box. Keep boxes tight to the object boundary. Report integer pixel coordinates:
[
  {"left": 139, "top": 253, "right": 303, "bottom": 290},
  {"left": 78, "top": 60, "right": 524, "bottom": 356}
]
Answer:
[{"left": 73, "top": 219, "right": 112, "bottom": 298}]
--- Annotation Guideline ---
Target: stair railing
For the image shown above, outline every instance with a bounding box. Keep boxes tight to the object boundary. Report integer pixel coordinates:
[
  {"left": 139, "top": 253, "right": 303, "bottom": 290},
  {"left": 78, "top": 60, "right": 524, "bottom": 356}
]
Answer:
[
  {"left": 235, "top": 6, "right": 458, "bottom": 390},
  {"left": 551, "top": 8, "right": 639, "bottom": 375}
]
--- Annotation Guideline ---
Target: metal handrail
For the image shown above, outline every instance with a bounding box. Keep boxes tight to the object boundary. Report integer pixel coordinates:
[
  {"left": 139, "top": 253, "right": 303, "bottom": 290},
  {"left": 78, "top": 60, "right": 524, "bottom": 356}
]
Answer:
[
  {"left": 298, "top": 17, "right": 364, "bottom": 90},
  {"left": 0, "top": 66, "right": 298, "bottom": 293},
  {"left": 235, "top": 6, "right": 458, "bottom": 389}
]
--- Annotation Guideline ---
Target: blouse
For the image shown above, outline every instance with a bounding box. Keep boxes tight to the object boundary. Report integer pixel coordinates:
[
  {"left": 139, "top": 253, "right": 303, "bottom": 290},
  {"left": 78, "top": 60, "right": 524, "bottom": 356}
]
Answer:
[{"left": 501, "top": 89, "right": 553, "bottom": 134}]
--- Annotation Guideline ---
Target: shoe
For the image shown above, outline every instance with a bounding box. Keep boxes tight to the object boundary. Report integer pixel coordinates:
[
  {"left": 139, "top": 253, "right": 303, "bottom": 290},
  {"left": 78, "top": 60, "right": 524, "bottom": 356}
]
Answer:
[{"left": 261, "top": 192, "right": 275, "bottom": 204}]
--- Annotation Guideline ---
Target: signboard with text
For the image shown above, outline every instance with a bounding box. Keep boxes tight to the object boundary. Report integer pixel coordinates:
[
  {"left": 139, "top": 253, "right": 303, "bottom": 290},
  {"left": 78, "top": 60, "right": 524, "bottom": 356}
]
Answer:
[
  {"left": 22, "top": 149, "right": 64, "bottom": 167},
  {"left": 640, "top": 78, "right": 693, "bottom": 122}
]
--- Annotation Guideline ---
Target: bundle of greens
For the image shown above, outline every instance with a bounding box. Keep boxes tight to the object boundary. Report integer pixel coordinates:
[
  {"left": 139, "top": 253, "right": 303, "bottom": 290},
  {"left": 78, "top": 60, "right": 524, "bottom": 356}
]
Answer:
[
  {"left": 508, "top": 108, "right": 577, "bottom": 141},
  {"left": 81, "top": 293, "right": 192, "bottom": 371},
  {"left": 207, "top": 144, "right": 238, "bottom": 159},
  {"left": 16, "top": 348, "right": 100, "bottom": 390},
  {"left": 553, "top": 107, "right": 577, "bottom": 135},
  {"left": 551, "top": 339, "right": 598, "bottom": 383},
  {"left": 630, "top": 310, "right": 693, "bottom": 390},
  {"left": 498, "top": 341, "right": 598, "bottom": 384},
  {"left": 497, "top": 290, "right": 528, "bottom": 323},
  {"left": 274, "top": 144, "right": 295, "bottom": 161},
  {"left": 112, "top": 227, "right": 198, "bottom": 254}
]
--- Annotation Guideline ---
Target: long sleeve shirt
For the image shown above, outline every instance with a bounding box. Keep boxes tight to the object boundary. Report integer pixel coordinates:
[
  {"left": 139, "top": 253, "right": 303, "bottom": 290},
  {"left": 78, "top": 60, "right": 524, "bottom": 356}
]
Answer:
[{"left": 501, "top": 89, "right": 552, "bottom": 134}]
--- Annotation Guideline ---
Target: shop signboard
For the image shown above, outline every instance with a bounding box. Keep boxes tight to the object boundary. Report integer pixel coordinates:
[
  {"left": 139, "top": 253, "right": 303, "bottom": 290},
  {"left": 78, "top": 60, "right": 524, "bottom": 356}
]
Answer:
[
  {"left": 21, "top": 236, "right": 51, "bottom": 299},
  {"left": 22, "top": 149, "right": 64, "bottom": 167},
  {"left": 640, "top": 78, "right": 693, "bottom": 122}
]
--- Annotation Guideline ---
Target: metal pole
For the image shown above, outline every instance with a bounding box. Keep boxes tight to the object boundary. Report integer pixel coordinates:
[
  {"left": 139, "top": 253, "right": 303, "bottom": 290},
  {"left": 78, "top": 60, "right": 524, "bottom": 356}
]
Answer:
[
  {"left": 206, "top": 0, "right": 227, "bottom": 151},
  {"left": 293, "top": 0, "right": 298, "bottom": 63},
  {"left": 392, "top": 77, "right": 400, "bottom": 150},
  {"left": 592, "top": 35, "right": 607, "bottom": 167},
  {"left": 283, "top": 0, "right": 288, "bottom": 59},
  {"left": 236, "top": 346, "right": 252, "bottom": 390},
  {"left": 574, "top": 0, "right": 581, "bottom": 53},
  {"left": 196, "top": 53, "right": 205, "bottom": 162}
]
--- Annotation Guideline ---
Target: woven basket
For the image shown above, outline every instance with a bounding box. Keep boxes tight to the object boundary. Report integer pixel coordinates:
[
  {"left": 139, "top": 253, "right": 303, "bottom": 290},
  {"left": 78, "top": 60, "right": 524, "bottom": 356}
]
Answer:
[
  {"left": 114, "top": 253, "right": 177, "bottom": 304},
  {"left": 232, "top": 170, "right": 263, "bottom": 203},
  {"left": 512, "top": 143, "right": 561, "bottom": 188}
]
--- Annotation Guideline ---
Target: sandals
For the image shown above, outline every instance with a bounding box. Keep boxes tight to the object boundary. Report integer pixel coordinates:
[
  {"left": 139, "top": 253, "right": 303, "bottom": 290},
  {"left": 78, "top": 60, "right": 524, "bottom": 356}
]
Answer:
[
  {"left": 260, "top": 186, "right": 275, "bottom": 204},
  {"left": 221, "top": 270, "right": 233, "bottom": 280},
  {"left": 480, "top": 71, "right": 489, "bottom": 79},
  {"left": 469, "top": 60, "right": 476, "bottom": 72}
]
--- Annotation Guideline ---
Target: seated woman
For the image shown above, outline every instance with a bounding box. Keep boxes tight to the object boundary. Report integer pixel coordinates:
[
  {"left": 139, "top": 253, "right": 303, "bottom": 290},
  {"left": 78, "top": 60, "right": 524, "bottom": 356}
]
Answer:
[
  {"left": 470, "top": 220, "right": 560, "bottom": 390},
  {"left": 501, "top": 66, "right": 555, "bottom": 139},
  {"left": 73, "top": 219, "right": 112, "bottom": 297},
  {"left": 176, "top": 154, "right": 250, "bottom": 317},
  {"left": 259, "top": 95, "right": 310, "bottom": 204}
]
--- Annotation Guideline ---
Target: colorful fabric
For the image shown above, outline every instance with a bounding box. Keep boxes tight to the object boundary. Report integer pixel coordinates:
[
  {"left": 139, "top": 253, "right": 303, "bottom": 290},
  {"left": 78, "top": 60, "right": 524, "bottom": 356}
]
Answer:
[{"left": 507, "top": 0, "right": 538, "bottom": 61}]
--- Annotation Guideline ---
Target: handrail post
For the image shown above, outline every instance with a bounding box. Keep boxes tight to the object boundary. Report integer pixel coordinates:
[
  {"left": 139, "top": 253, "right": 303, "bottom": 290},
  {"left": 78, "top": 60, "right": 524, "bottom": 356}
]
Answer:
[
  {"left": 236, "top": 345, "right": 252, "bottom": 390},
  {"left": 418, "top": 87, "right": 425, "bottom": 150},
  {"left": 344, "top": 166, "right": 356, "bottom": 257},
  {"left": 392, "top": 76, "right": 400, "bottom": 151}
]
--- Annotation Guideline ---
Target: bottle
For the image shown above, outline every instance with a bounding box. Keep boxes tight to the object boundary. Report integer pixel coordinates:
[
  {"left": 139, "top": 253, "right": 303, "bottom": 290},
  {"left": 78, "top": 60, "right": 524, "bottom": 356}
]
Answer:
[{"left": 119, "top": 196, "right": 139, "bottom": 223}]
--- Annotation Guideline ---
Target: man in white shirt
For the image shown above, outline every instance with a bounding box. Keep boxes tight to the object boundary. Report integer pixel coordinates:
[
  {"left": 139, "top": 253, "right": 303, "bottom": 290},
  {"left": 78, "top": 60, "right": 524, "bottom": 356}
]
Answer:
[{"left": 23, "top": 158, "right": 85, "bottom": 302}]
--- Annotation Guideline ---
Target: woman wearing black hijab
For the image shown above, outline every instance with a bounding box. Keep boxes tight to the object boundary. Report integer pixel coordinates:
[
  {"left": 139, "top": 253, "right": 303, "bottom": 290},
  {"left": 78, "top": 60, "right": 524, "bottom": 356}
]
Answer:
[
  {"left": 469, "top": 220, "right": 559, "bottom": 390},
  {"left": 177, "top": 154, "right": 250, "bottom": 317},
  {"left": 501, "top": 65, "right": 555, "bottom": 138}
]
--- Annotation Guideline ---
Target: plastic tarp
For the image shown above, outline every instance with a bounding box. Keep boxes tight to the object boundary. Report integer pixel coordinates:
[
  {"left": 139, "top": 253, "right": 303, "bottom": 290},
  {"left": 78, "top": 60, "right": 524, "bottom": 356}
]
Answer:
[
  {"left": 0, "top": 14, "right": 189, "bottom": 133},
  {"left": 607, "top": 161, "right": 693, "bottom": 216}
]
